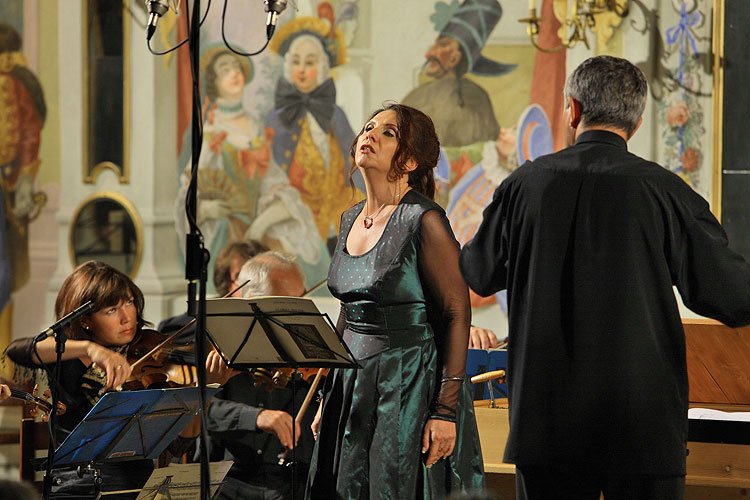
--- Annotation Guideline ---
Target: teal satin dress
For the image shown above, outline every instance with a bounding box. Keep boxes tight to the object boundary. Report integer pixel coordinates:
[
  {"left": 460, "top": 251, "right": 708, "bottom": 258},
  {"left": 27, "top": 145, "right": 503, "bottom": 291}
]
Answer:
[{"left": 306, "top": 190, "right": 485, "bottom": 499}]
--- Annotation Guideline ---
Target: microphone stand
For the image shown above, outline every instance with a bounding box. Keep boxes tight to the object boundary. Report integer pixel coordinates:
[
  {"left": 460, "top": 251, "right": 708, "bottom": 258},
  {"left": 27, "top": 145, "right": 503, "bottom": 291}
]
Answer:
[
  {"left": 36, "top": 300, "right": 93, "bottom": 500},
  {"left": 184, "top": 1, "right": 211, "bottom": 499},
  {"left": 41, "top": 329, "right": 65, "bottom": 500},
  {"left": 31, "top": 300, "right": 94, "bottom": 500}
]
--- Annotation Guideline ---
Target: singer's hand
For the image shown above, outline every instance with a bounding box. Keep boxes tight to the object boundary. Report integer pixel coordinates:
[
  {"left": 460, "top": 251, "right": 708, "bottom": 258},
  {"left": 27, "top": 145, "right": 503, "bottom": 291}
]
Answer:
[
  {"left": 86, "top": 343, "right": 132, "bottom": 389},
  {"left": 256, "top": 410, "right": 299, "bottom": 450},
  {"left": 422, "top": 419, "right": 456, "bottom": 468}
]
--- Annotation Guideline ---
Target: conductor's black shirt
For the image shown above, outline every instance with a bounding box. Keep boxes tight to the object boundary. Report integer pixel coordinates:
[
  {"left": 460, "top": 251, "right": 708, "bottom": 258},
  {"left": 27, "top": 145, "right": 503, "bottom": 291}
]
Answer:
[{"left": 460, "top": 130, "right": 750, "bottom": 474}]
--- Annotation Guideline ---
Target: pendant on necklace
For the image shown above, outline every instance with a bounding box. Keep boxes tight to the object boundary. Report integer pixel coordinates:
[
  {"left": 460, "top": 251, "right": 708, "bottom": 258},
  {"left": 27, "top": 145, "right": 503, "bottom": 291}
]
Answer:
[{"left": 363, "top": 215, "right": 374, "bottom": 229}]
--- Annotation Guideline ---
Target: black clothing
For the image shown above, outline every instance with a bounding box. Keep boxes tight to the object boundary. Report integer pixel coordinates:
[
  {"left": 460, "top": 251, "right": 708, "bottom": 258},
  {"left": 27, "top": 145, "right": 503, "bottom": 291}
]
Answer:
[
  {"left": 459, "top": 130, "right": 750, "bottom": 475},
  {"left": 515, "top": 466, "right": 685, "bottom": 500},
  {"left": 206, "top": 372, "right": 315, "bottom": 500}
]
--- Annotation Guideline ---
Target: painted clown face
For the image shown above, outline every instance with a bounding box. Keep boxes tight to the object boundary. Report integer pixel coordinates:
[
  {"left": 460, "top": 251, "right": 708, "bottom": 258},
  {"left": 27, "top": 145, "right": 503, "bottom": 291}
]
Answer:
[{"left": 289, "top": 38, "right": 321, "bottom": 94}]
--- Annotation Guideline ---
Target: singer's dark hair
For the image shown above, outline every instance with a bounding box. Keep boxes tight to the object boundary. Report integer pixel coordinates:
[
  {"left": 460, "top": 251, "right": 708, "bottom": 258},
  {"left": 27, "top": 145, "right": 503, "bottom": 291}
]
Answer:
[{"left": 55, "top": 261, "right": 151, "bottom": 341}]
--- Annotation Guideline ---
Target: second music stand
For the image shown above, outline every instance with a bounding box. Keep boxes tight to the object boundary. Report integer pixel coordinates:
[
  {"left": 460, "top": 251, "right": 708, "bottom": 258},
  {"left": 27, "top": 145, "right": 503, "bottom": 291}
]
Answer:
[{"left": 48, "top": 386, "right": 219, "bottom": 498}]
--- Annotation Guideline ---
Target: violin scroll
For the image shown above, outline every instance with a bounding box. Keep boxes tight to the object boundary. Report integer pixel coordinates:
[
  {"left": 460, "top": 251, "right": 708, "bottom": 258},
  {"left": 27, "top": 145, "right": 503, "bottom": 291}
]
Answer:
[{"left": 10, "top": 384, "right": 67, "bottom": 422}]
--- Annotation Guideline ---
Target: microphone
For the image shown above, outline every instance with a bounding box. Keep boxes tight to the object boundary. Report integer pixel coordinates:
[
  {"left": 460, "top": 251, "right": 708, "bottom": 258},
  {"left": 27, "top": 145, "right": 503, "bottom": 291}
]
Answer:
[
  {"left": 264, "top": 0, "right": 288, "bottom": 40},
  {"left": 34, "top": 301, "right": 95, "bottom": 342},
  {"left": 145, "top": 0, "right": 170, "bottom": 41}
]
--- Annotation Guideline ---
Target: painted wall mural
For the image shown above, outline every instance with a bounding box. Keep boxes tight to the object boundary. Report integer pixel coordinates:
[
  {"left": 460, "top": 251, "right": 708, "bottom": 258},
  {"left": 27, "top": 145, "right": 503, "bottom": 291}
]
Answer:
[
  {"left": 0, "top": 15, "right": 47, "bottom": 351},
  {"left": 628, "top": 0, "right": 713, "bottom": 195},
  {"left": 172, "top": 0, "right": 717, "bottom": 312},
  {"left": 174, "top": 0, "right": 559, "bottom": 305}
]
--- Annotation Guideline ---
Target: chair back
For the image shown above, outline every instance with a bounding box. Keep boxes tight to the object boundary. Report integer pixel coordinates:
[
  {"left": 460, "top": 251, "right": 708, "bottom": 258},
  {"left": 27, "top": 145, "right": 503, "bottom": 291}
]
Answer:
[{"left": 20, "top": 417, "right": 49, "bottom": 491}]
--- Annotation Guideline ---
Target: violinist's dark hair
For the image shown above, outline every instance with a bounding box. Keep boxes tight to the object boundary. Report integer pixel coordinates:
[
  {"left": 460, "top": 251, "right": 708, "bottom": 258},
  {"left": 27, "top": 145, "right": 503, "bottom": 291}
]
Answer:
[
  {"left": 349, "top": 102, "right": 440, "bottom": 200},
  {"left": 55, "top": 261, "right": 151, "bottom": 341}
]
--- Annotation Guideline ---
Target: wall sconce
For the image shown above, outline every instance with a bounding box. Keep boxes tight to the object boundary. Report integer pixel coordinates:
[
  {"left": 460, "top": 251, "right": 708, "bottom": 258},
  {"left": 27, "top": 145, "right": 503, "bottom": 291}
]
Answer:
[{"left": 520, "top": 0, "right": 629, "bottom": 53}]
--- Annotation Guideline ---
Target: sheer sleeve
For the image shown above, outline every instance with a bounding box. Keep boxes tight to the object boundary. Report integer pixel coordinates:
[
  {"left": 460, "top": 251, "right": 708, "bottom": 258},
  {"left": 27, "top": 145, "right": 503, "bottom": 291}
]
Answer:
[{"left": 418, "top": 209, "right": 471, "bottom": 422}]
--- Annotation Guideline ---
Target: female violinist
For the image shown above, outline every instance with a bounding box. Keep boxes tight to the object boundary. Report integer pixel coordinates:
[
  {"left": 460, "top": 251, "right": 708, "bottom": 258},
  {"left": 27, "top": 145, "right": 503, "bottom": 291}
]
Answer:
[{"left": 5, "top": 260, "right": 234, "bottom": 498}]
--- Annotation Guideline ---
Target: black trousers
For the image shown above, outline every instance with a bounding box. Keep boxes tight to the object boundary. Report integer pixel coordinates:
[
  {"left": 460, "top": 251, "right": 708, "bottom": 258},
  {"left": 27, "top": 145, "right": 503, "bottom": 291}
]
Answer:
[{"left": 515, "top": 466, "right": 685, "bottom": 500}]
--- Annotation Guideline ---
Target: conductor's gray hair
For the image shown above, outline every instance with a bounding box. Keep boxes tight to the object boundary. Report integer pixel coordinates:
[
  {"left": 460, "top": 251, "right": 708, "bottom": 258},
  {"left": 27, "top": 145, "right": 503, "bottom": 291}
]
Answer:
[
  {"left": 238, "top": 251, "right": 302, "bottom": 298},
  {"left": 563, "top": 55, "right": 648, "bottom": 136}
]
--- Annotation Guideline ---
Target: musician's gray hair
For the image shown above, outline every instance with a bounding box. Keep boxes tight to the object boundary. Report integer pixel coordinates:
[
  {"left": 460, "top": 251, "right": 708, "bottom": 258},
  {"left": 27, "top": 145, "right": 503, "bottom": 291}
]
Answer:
[
  {"left": 564, "top": 55, "right": 647, "bottom": 136},
  {"left": 238, "top": 251, "right": 302, "bottom": 298}
]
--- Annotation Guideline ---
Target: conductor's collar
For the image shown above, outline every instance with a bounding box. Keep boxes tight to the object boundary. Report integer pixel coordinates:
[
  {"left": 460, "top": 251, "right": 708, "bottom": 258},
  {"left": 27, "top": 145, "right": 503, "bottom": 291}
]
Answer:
[{"left": 575, "top": 129, "right": 628, "bottom": 150}]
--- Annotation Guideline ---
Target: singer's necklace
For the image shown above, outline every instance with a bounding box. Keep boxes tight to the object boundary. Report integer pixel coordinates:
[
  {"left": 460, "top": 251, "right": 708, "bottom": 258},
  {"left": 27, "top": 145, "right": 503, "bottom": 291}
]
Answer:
[
  {"left": 363, "top": 185, "right": 405, "bottom": 229},
  {"left": 363, "top": 203, "right": 388, "bottom": 229}
]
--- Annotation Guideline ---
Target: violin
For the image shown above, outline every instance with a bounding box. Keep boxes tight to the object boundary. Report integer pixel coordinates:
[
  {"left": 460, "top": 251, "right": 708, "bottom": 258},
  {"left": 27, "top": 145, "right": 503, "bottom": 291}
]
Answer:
[
  {"left": 252, "top": 367, "right": 328, "bottom": 391},
  {"left": 123, "top": 280, "right": 254, "bottom": 390},
  {"left": 9, "top": 385, "right": 67, "bottom": 421},
  {"left": 123, "top": 328, "right": 200, "bottom": 390}
]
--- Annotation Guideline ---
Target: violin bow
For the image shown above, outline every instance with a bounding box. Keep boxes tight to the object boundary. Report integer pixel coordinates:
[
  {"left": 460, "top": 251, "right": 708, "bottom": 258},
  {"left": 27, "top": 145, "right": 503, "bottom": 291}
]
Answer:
[{"left": 278, "top": 367, "right": 326, "bottom": 465}]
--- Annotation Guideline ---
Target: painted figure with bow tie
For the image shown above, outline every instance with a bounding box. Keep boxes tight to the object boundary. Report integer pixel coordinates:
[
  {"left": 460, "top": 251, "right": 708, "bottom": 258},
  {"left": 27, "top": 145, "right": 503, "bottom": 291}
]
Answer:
[
  {"left": 266, "top": 16, "right": 364, "bottom": 252},
  {"left": 175, "top": 44, "right": 329, "bottom": 293}
]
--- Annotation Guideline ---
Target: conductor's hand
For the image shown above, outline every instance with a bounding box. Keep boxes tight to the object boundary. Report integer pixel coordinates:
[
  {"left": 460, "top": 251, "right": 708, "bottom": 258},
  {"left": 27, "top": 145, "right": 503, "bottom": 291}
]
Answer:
[
  {"left": 256, "top": 410, "right": 300, "bottom": 450},
  {"left": 86, "top": 342, "right": 132, "bottom": 389},
  {"left": 468, "top": 326, "right": 499, "bottom": 349},
  {"left": 205, "top": 350, "right": 237, "bottom": 386},
  {"left": 422, "top": 419, "right": 456, "bottom": 468},
  {"left": 0, "top": 384, "right": 10, "bottom": 402}
]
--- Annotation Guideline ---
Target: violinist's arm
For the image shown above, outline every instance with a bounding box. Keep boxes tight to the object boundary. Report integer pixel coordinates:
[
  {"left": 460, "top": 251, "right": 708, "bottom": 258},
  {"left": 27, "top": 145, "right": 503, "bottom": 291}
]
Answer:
[
  {"left": 205, "top": 394, "right": 299, "bottom": 449},
  {"left": 5, "top": 337, "right": 131, "bottom": 390}
]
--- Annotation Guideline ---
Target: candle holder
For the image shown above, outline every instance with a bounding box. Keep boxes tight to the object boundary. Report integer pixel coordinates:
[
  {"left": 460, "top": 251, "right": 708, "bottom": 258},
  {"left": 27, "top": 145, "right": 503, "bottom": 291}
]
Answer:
[{"left": 519, "top": 0, "right": 629, "bottom": 53}]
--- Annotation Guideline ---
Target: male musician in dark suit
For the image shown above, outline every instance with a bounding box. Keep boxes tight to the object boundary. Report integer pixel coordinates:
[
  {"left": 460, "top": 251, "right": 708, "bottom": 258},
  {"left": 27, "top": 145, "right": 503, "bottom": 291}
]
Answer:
[
  {"left": 459, "top": 55, "right": 750, "bottom": 500},
  {"left": 203, "top": 251, "right": 315, "bottom": 500}
]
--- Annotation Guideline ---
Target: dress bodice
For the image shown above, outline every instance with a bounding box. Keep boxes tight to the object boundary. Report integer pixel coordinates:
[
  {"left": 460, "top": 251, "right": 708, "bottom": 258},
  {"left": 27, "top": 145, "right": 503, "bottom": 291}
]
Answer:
[{"left": 328, "top": 190, "right": 442, "bottom": 358}]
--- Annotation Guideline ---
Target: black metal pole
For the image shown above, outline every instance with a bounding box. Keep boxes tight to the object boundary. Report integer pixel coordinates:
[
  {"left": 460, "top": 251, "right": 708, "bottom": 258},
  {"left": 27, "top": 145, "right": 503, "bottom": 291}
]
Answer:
[
  {"left": 185, "top": 1, "right": 211, "bottom": 499},
  {"left": 41, "top": 330, "right": 66, "bottom": 500}
]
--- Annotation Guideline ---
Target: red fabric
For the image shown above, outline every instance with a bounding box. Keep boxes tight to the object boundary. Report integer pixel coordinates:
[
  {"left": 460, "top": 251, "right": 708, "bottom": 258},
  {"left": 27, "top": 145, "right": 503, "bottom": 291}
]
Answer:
[
  {"left": 176, "top": 1, "right": 192, "bottom": 155},
  {"left": 14, "top": 78, "right": 41, "bottom": 169},
  {"left": 529, "top": 0, "right": 567, "bottom": 152}
]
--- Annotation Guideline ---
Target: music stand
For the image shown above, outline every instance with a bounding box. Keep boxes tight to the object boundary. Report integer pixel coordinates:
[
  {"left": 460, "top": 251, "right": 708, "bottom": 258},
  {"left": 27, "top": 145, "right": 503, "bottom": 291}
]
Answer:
[
  {"left": 204, "top": 297, "right": 358, "bottom": 370},
  {"left": 204, "top": 297, "right": 358, "bottom": 500},
  {"left": 48, "top": 386, "right": 219, "bottom": 497}
]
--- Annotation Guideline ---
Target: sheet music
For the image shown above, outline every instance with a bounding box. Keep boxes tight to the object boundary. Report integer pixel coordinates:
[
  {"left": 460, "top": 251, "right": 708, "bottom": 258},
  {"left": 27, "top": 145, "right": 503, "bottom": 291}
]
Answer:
[
  {"left": 688, "top": 408, "right": 750, "bottom": 422},
  {"left": 135, "top": 461, "right": 233, "bottom": 500},
  {"left": 205, "top": 296, "right": 355, "bottom": 367}
]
